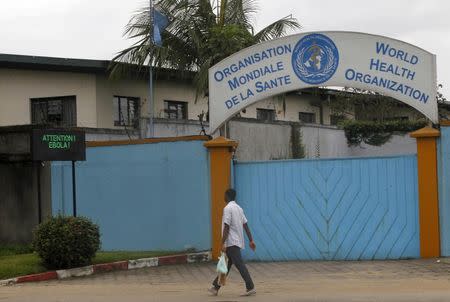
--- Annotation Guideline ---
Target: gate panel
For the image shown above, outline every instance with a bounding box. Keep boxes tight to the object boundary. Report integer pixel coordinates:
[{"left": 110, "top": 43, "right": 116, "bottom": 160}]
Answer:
[
  {"left": 234, "top": 155, "right": 419, "bottom": 261},
  {"left": 439, "top": 126, "right": 450, "bottom": 256},
  {"left": 51, "top": 139, "right": 211, "bottom": 251}
]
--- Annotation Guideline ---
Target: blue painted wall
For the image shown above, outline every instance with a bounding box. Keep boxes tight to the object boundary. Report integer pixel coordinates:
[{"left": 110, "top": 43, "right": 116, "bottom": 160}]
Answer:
[
  {"left": 51, "top": 140, "right": 211, "bottom": 251},
  {"left": 438, "top": 126, "right": 450, "bottom": 256},
  {"left": 234, "top": 155, "right": 420, "bottom": 261}
]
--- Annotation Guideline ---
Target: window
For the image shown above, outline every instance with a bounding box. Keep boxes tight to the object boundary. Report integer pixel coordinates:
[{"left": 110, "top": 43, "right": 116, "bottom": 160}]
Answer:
[
  {"left": 164, "top": 101, "right": 188, "bottom": 120},
  {"left": 299, "top": 112, "right": 316, "bottom": 123},
  {"left": 31, "top": 96, "right": 76, "bottom": 127},
  {"left": 256, "top": 108, "right": 275, "bottom": 121},
  {"left": 113, "top": 96, "right": 140, "bottom": 127}
]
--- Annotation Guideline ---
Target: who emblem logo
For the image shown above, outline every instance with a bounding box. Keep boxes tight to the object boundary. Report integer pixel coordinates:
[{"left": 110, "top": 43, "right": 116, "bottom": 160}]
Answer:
[{"left": 292, "top": 33, "right": 339, "bottom": 85}]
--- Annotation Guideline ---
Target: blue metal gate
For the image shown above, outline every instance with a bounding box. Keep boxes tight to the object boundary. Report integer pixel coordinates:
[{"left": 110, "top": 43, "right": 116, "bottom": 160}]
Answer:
[
  {"left": 234, "top": 155, "right": 420, "bottom": 261},
  {"left": 439, "top": 126, "right": 450, "bottom": 256}
]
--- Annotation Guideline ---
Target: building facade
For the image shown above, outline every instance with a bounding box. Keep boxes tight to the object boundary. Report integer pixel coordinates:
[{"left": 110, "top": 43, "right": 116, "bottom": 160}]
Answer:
[
  {"left": 2, "top": 53, "right": 446, "bottom": 135},
  {"left": 0, "top": 54, "right": 353, "bottom": 134}
]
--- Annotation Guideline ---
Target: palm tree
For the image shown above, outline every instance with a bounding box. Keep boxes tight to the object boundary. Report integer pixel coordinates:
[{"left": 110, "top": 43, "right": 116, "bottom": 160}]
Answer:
[{"left": 111, "top": 0, "right": 300, "bottom": 99}]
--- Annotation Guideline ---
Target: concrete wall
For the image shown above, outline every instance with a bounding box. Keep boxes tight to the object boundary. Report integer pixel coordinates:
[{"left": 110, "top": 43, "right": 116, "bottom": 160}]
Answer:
[
  {"left": 349, "top": 135, "right": 417, "bottom": 157},
  {"left": 0, "top": 132, "right": 30, "bottom": 155},
  {"left": 52, "top": 117, "right": 417, "bottom": 162},
  {"left": 228, "top": 119, "right": 417, "bottom": 161},
  {"left": 0, "top": 69, "right": 97, "bottom": 127},
  {"left": 0, "top": 162, "right": 51, "bottom": 243},
  {"left": 229, "top": 120, "right": 292, "bottom": 160},
  {"left": 83, "top": 120, "right": 204, "bottom": 141},
  {"left": 153, "top": 119, "right": 207, "bottom": 137},
  {"left": 51, "top": 139, "right": 211, "bottom": 251},
  {"left": 90, "top": 118, "right": 416, "bottom": 161},
  {"left": 301, "top": 125, "right": 350, "bottom": 158}
]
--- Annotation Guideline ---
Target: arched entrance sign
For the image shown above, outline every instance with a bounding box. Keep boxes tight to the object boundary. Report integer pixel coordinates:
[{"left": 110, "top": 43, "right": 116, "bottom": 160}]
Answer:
[{"left": 208, "top": 31, "right": 438, "bottom": 133}]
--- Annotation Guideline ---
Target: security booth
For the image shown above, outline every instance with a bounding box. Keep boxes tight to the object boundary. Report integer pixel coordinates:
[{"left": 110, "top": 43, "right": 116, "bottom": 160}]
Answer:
[{"left": 0, "top": 125, "right": 85, "bottom": 244}]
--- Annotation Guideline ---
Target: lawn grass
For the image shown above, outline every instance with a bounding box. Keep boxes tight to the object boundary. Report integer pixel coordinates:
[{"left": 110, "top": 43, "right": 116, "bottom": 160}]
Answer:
[
  {"left": 0, "top": 253, "right": 45, "bottom": 280},
  {"left": 0, "top": 250, "right": 181, "bottom": 280},
  {"left": 0, "top": 244, "right": 34, "bottom": 257}
]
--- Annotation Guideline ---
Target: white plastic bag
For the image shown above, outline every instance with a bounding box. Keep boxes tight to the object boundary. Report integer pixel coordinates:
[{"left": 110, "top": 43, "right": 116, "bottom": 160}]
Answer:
[
  {"left": 216, "top": 252, "right": 228, "bottom": 286},
  {"left": 216, "top": 252, "right": 228, "bottom": 274}
]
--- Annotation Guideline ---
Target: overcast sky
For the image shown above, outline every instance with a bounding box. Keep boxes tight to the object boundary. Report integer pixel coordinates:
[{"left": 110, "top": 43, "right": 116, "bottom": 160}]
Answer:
[{"left": 0, "top": 0, "right": 448, "bottom": 97}]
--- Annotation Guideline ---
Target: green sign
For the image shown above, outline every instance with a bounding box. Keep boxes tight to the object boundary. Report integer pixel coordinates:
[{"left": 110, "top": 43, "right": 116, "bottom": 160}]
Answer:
[
  {"left": 32, "top": 129, "right": 86, "bottom": 161},
  {"left": 42, "top": 134, "right": 77, "bottom": 149}
]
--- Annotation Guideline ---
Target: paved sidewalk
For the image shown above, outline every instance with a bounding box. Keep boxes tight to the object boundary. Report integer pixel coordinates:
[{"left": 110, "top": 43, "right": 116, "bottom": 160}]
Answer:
[{"left": 2, "top": 259, "right": 450, "bottom": 301}]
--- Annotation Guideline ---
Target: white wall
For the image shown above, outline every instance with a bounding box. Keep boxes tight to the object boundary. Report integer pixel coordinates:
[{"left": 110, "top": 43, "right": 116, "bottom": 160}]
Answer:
[
  {"left": 348, "top": 135, "right": 417, "bottom": 157},
  {"left": 301, "top": 126, "right": 350, "bottom": 158},
  {"left": 96, "top": 75, "right": 208, "bottom": 129},
  {"left": 237, "top": 93, "right": 326, "bottom": 124},
  {"left": 227, "top": 119, "right": 417, "bottom": 161},
  {"left": 153, "top": 119, "right": 206, "bottom": 137},
  {"left": 0, "top": 69, "right": 97, "bottom": 127},
  {"left": 154, "top": 81, "right": 208, "bottom": 120},
  {"left": 229, "top": 120, "right": 292, "bottom": 160}
]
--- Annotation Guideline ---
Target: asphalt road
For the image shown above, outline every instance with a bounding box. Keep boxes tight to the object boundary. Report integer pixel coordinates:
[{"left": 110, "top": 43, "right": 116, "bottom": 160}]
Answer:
[{"left": 2, "top": 259, "right": 450, "bottom": 302}]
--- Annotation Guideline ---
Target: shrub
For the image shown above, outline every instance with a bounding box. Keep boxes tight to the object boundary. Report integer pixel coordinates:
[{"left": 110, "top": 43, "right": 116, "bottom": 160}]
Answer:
[
  {"left": 32, "top": 216, "right": 100, "bottom": 269},
  {"left": 339, "top": 119, "right": 428, "bottom": 146}
]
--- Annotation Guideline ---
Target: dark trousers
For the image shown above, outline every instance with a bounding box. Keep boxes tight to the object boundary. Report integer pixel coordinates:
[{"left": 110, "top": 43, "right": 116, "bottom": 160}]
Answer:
[{"left": 212, "top": 245, "right": 254, "bottom": 291}]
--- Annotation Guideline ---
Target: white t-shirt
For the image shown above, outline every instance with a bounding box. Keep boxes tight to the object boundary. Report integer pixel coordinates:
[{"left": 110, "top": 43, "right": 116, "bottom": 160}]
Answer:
[{"left": 222, "top": 201, "right": 248, "bottom": 249}]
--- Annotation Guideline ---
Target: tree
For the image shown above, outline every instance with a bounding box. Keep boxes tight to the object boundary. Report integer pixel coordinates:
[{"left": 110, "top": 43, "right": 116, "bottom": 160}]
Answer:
[
  {"left": 437, "top": 84, "right": 449, "bottom": 120},
  {"left": 110, "top": 0, "right": 300, "bottom": 99},
  {"left": 333, "top": 87, "right": 398, "bottom": 122},
  {"left": 437, "top": 84, "right": 447, "bottom": 104}
]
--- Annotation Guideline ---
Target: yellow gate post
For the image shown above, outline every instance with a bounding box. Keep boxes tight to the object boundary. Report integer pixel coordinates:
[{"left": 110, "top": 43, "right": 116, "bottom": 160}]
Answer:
[
  {"left": 204, "top": 137, "right": 238, "bottom": 260},
  {"left": 410, "top": 127, "right": 441, "bottom": 258}
]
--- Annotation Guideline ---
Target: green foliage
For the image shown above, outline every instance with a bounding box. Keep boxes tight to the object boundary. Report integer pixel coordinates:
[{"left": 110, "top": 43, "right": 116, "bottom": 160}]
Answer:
[
  {"left": 0, "top": 244, "right": 34, "bottom": 256},
  {"left": 0, "top": 253, "right": 46, "bottom": 280},
  {"left": 0, "top": 251, "right": 178, "bottom": 280},
  {"left": 32, "top": 216, "right": 100, "bottom": 270},
  {"left": 334, "top": 88, "right": 400, "bottom": 121},
  {"left": 111, "top": 0, "right": 300, "bottom": 99},
  {"left": 207, "top": 25, "right": 255, "bottom": 63},
  {"left": 340, "top": 120, "right": 428, "bottom": 147},
  {"left": 437, "top": 84, "right": 447, "bottom": 104}
]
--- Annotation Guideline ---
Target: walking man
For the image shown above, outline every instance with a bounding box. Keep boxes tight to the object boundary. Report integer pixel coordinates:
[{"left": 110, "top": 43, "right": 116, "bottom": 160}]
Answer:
[{"left": 209, "top": 188, "right": 256, "bottom": 296}]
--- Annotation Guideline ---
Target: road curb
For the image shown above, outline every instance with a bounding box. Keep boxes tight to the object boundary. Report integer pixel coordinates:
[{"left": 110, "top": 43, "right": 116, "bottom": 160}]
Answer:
[
  {"left": 57, "top": 265, "right": 94, "bottom": 279},
  {"left": 0, "top": 251, "right": 211, "bottom": 286},
  {"left": 0, "top": 278, "right": 17, "bottom": 286},
  {"left": 128, "top": 257, "right": 158, "bottom": 269},
  {"left": 16, "top": 271, "right": 58, "bottom": 283}
]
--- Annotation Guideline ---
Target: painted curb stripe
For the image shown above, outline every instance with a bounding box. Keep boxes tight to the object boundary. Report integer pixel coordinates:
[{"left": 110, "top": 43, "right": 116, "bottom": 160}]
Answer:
[
  {"left": 158, "top": 254, "right": 188, "bottom": 266},
  {"left": 128, "top": 257, "right": 158, "bottom": 270},
  {"left": 187, "top": 252, "right": 211, "bottom": 263},
  {"left": 0, "top": 251, "right": 211, "bottom": 285},
  {"left": 16, "top": 271, "right": 57, "bottom": 283},
  {"left": 56, "top": 265, "right": 94, "bottom": 279},
  {"left": 0, "top": 278, "right": 17, "bottom": 286},
  {"left": 93, "top": 261, "right": 128, "bottom": 273}
]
